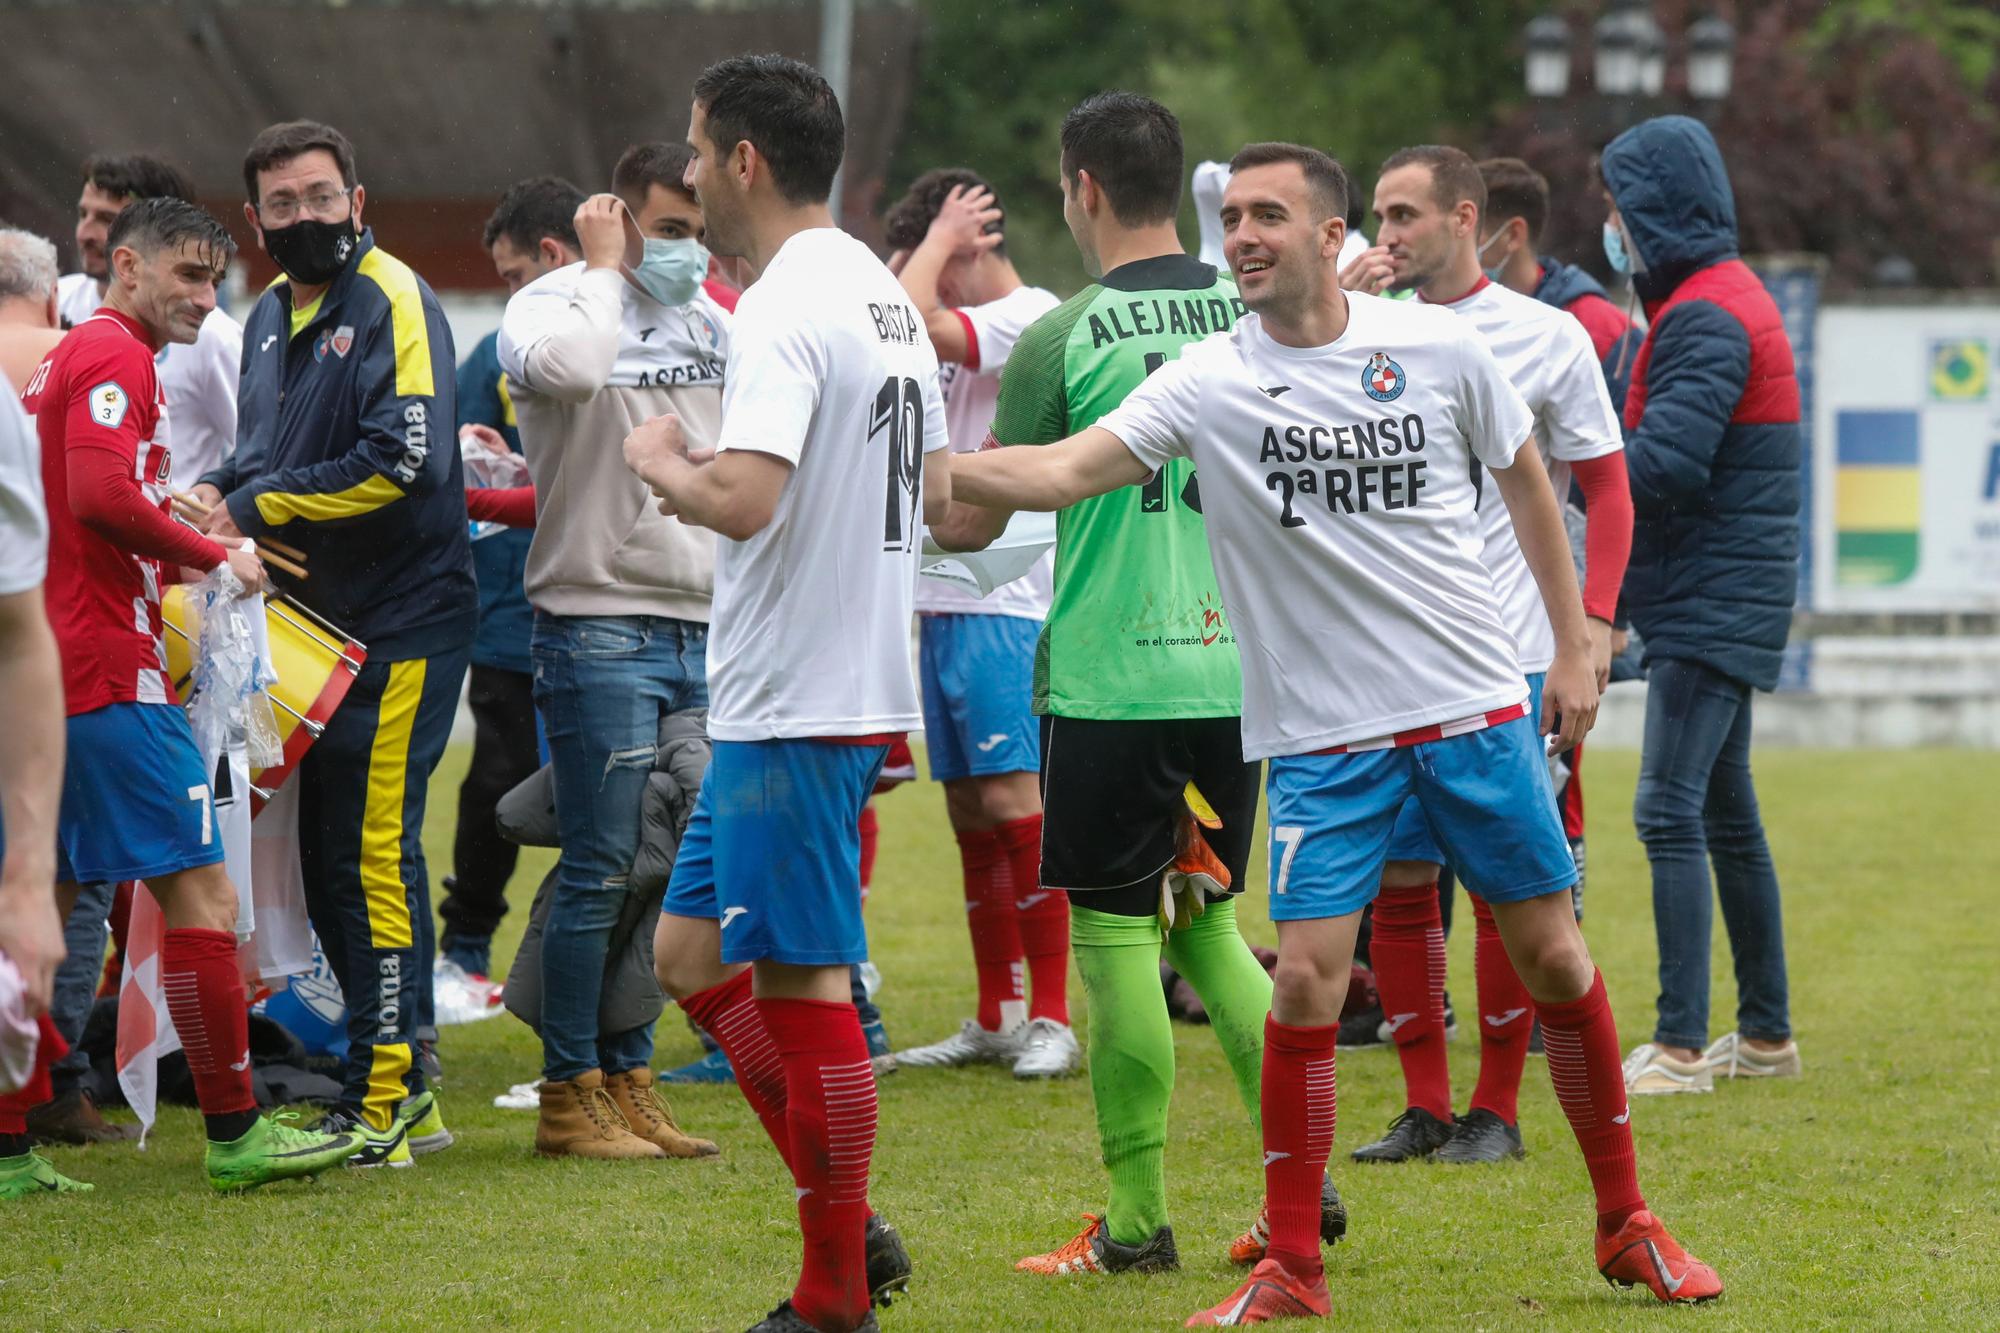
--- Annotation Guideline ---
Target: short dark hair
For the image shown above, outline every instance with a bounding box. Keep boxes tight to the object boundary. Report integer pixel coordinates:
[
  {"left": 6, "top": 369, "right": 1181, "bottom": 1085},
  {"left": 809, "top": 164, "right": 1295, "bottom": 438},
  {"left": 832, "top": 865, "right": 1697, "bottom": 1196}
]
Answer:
[
  {"left": 1337, "top": 161, "right": 1366, "bottom": 231},
  {"left": 1477, "top": 157, "right": 1550, "bottom": 242},
  {"left": 1380, "top": 144, "right": 1487, "bottom": 216},
  {"left": 612, "top": 142, "right": 698, "bottom": 210},
  {"left": 882, "top": 167, "right": 1005, "bottom": 255},
  {"left": 242, "top": 121, "right": 357, "bottom": 206},
  {"left": 1226, "top": 142, "right": 1350, "bottom": 224},
  {"left": 691, "top": 54, "right": 844, "bottom": 206},
  {"left": 106, "top": 196, "right": 237, "bottom": 265},
  {"left": 80, "top": 154, "right": 194, "bottom": 205},
  {"left": 1059, "top": 91, "right": 1183, "bottom": 226},
  {"left": 483, "top": 176, "right": 585, "bottom": 254}
]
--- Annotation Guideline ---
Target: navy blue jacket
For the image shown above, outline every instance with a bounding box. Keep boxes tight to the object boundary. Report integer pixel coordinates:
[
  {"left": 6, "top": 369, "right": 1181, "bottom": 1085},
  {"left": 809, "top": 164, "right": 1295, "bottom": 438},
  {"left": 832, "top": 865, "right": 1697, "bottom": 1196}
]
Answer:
[
  {"left": 205, "top": 230, "right": 476, "bottom": 661},
  {"left": 457, "top": 331, "right": 534, "bottom": 675},
  {"left": 1533, "top": 259, "right": 1641, "bottom": 415},
  {"left": 1602, "top": 116, "right": 1802, "bottom": 692}
]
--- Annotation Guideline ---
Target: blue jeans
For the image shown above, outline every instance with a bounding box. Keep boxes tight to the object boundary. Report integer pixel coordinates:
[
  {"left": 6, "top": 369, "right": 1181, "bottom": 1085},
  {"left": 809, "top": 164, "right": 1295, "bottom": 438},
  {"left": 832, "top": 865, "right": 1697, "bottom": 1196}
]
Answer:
[
  {"left": 48, "top": 880, "right": 116, "bottom": 1094},
  {"left": 532, "top": 613, "right": 707, "bottom": 1082},
  {"left": 1633, "top": 658, "right": 1791, "bottom": 1049}
]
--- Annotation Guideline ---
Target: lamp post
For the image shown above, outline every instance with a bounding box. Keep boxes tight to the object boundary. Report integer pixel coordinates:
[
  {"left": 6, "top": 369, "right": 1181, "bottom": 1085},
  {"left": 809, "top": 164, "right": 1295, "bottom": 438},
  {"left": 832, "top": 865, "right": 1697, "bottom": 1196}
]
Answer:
[
  {"left": 1525, "top": 5, "right": 1733, "bottom": 127},
  {"left": 1525, "top": 13, "right": 1573, "bottom": 98},
  {"left": 1687, "top": 13, "right": 1737, "bottom": 102}
]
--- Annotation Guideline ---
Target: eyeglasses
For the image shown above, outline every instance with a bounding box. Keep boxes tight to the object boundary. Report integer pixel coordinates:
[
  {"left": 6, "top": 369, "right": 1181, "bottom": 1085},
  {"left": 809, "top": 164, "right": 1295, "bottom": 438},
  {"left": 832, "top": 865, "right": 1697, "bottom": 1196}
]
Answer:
[{"left": 257, "top": 186, "right": 352, "bottom": 225}]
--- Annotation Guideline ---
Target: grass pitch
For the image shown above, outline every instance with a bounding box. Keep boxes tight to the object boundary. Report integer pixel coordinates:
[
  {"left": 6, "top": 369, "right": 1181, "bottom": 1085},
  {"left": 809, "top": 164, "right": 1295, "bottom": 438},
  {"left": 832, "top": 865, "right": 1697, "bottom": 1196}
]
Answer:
[{"left": 5, "top": 748, "right": 1997, "bottom": 1330}]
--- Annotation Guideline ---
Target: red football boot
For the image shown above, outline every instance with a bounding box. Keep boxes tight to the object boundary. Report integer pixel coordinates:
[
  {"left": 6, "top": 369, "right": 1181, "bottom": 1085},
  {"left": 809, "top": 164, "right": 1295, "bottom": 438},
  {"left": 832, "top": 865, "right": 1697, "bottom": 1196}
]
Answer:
[
  {"left": 1185, "top": 1258, "right": 1330, "bottom": 1325},
  {"left": 1595, "top": 1210, "right": 1723, "bottom": 1303}
]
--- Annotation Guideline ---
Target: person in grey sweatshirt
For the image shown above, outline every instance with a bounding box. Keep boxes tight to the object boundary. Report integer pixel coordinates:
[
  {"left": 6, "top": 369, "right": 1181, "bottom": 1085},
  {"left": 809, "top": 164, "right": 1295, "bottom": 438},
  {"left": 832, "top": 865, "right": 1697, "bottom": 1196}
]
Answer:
[{"left": 497, "top": 142, "right": 728, "bottom": 1160}]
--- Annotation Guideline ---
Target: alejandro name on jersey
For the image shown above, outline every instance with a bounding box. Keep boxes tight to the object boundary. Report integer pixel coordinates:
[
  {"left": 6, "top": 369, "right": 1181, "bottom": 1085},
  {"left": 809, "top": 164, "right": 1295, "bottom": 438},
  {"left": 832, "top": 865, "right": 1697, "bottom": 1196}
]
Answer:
[{"left": 1087, "top": 293, "right": 1248, "bottom": 350}]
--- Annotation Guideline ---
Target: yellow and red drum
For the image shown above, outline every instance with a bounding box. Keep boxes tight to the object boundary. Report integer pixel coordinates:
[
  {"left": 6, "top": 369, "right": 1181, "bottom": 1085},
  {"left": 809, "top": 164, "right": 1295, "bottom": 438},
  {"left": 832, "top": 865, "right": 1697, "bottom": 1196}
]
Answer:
[{"left": 159, "top": 586, "right": 367, "bottom": 811}]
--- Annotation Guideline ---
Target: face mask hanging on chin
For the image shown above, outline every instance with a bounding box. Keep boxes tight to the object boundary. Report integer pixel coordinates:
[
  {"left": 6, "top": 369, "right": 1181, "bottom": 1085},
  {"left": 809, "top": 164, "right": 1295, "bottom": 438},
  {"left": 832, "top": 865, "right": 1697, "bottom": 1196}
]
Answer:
[{"left": 263, "top": 219, "right": 358, "bottom": 286}]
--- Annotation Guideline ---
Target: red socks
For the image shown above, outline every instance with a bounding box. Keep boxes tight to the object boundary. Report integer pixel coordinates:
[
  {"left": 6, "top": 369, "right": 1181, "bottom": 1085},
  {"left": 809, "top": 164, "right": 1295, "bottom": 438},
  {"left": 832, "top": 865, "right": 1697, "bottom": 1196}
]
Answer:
[
  {"left": 1537, "top": 969, "right": 1644, "bottom": 1234},
  {"left": 1370, "top": 880, "right": 1452, "bottom": 1120},
  {"left": 1261, "top": 1016, "right": 1337, "bottom": 1280},
  {"left": 1468, "top": 896, "right": 1533, "bottom": 1124},
  {"left": 857, "top": 804, "right": 879, "bottom": 902},
  {"left": 956, "top": 826, "right": 1025, "bottom": 1031},
  {"left": 0, "top": 1015, "right": 64, "bottom": 1137},
  {"left": 761, "top": 997, "right": 878, "bottom": 1333},
  {"left": 997, "top": 814, "right": 1069, "bottom": 1024},
  {"left": 681, "top": 970, "right": 793, "bottom": 1171},
  {"left": 160, "top": 927, "right": 255, "bottom": 1116}
]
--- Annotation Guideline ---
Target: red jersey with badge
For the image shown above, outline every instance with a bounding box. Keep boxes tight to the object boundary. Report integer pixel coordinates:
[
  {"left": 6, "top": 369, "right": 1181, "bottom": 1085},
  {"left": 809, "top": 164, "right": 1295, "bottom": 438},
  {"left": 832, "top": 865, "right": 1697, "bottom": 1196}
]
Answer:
[{"left": 23, "top": 308, "right": 226, "bottom": 716}]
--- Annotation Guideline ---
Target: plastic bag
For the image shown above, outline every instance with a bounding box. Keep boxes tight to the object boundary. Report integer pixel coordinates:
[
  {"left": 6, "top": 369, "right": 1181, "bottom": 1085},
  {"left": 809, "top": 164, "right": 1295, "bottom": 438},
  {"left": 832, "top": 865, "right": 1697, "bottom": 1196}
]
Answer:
[
  {"left": 462, "top": 431, "right": 530, "bottom": 542},
  {"left": 185, "top": 561, "right": 284, "bottom": 769}
]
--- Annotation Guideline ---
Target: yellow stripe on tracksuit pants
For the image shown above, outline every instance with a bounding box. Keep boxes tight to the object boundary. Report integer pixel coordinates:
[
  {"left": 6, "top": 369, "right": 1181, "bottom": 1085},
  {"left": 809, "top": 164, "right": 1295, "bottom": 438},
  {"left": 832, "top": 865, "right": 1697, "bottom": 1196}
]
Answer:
[{"left": 296, "top": 645, "right": 470, "bottom": 1131}]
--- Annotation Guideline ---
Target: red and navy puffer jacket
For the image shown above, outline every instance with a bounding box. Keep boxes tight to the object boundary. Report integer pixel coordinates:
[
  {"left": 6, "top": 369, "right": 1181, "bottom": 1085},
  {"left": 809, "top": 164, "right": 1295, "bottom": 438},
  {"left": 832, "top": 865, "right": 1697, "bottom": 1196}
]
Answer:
[{"left": 1603, "top": 116, "right": 1801, "bottom": 692}]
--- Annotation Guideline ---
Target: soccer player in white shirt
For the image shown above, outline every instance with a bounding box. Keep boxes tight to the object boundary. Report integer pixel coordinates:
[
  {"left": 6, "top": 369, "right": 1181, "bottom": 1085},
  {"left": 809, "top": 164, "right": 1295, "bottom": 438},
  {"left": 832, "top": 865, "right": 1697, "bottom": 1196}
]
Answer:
[
  {"left": 1344, "top": 144, "right": 1635, "bottom": 1167},
  {"left": 623, "top": 55, "right": 950, "bottom": 1333},
  {"left": 881, "top": 169, "right": 1075, "bottom": 1077},
  {"left": 57, "top": 155, "right": 243, "bottom": 488},
  {"left": 952, "top": 142, "right": 1719, "bottom": 1322}
]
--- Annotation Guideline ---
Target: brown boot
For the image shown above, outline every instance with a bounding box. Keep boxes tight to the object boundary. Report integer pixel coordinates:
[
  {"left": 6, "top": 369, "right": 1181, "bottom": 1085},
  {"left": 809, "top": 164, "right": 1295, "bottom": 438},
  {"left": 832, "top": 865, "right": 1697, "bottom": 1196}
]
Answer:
[
  {"left": 534, "top": 1070, "right": 667, "bottom": 1160},
  {"left": 603, "top": 1067, "right": 721, "bottom": 1158},
  {"left": 27, "top": 1089, "right": 140, "bottom": 1145}
]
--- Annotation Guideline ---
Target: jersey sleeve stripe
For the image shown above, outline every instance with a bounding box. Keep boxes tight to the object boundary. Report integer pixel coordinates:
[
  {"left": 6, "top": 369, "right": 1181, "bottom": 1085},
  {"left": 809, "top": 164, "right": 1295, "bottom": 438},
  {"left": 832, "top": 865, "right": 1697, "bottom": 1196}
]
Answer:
[
  {"left": 356, "top": 248, "right": 435, "bottom": 398},
  {"left": 254, "top": 472, "right": 405, "bottom": 525}
]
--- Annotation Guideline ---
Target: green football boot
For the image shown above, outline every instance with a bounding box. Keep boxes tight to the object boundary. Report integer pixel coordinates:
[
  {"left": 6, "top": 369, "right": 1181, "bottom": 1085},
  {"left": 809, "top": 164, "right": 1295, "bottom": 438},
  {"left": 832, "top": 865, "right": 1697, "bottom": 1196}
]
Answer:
[
  {"left": 0, "top": 1150, "right": 93, "bottom": 1200},
  {"left": 206, "top": 1112, "right": 360, "bottom": 1192}
]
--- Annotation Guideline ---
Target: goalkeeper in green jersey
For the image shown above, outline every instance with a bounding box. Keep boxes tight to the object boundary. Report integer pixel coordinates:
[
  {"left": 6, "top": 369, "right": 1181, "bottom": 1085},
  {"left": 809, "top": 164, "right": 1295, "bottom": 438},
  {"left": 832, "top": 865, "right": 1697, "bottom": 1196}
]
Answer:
[{"left": 931, "top": 91, "right": 1344, "bottom": 1277}]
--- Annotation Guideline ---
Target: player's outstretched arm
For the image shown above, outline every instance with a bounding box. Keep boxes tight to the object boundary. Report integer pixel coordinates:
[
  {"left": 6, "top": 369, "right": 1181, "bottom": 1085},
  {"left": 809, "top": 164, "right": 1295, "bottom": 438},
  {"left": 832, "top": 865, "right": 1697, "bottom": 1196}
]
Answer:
[
  {"left": 0, "top": 583, "right": 65, "bottom": 1012},
  {"left": 921, "top": 446, "right": 953, "bottom": 527},
  {"left": 623, "top": 413, "right": 791, "bottom": 541},
  {"left": 1489, "top": 439, "right": 1598, "bottom": 752},
  {"left": 951, "top": 425, "right": 1151, "bottom": 513}
]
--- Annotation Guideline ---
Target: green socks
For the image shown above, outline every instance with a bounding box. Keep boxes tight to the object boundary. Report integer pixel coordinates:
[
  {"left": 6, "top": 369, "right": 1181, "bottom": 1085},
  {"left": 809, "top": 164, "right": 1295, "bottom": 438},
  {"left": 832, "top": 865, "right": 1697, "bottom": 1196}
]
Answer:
[
  {"left": 1071, "top": 898, "right": 1278, "bottom": 1246},
  {"left": 1071, "top": 905, "right": 1176, "bottom": 1246},
  {"left": 1162, "top": 897, "right": 1273, "bottom": 1125}
]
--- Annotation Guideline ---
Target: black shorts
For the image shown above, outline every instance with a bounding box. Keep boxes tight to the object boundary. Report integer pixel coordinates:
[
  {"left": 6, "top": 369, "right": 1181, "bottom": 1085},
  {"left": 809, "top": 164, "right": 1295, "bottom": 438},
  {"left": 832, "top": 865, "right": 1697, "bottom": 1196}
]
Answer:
[{"left": 1038, "top": 714, "right": 1260, "bottom": 918}]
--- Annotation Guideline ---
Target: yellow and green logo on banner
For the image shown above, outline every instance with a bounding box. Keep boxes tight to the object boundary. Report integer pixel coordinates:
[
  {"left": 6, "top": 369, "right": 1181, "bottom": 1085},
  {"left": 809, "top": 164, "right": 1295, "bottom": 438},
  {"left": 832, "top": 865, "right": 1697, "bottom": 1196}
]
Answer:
[
  {"left": 1834, "top": 410, "right": 1920, "bottom": 586},
  {"left": 1929, "top": 339, "right": 1989, "bottom": 402}
]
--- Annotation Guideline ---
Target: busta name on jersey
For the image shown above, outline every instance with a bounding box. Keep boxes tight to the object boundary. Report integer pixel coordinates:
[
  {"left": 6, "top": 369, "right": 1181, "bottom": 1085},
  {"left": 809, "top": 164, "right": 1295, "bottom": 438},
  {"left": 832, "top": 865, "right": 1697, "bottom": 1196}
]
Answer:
[{"left": 1258, "top": 411, "right": 1431, "bottom": 525}]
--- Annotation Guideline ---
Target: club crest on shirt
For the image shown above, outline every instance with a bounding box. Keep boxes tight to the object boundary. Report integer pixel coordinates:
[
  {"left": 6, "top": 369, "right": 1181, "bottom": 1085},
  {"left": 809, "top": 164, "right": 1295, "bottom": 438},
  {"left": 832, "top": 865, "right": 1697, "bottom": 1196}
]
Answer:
[
  {"left": 682, "top": 308, "right": 721, "bottom": 352},
  {"left": 329, "top": 325, "right": 355, "bottom": 358},
  {"left": 1363, "top": 352, "right": 1406, "bottom": 403},
  {"left": 88, "top": 380, "right": 128, "bottom": 428}
]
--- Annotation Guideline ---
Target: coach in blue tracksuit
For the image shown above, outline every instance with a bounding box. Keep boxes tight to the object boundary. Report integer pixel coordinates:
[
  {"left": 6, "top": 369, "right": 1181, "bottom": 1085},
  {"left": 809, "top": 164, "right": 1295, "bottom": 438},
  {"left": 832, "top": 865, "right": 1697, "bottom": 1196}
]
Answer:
[
  {"left": 1600, "top": 116, "right": 1803, "bottom": 1092},
  {"left": 195, "top": 120, "right": 475, "bottom": 1156}
]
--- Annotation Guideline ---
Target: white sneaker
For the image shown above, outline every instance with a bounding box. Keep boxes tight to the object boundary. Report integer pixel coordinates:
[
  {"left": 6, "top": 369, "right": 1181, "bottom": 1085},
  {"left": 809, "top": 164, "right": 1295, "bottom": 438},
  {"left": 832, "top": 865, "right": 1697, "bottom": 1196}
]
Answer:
[
  {"left": 433, "top": 958, "right": 505, "bottom": 1026},
  {"left": 1704, "top": 1032, "right": 1802, "bottom": 1079},
  {"left": 1011, "top": 1017, "right": 1081, "bottom": 1079},
  {"left": 894, "top": 1018, "right": 1023, "bottom": 1069},
  {"left": 1623, "top": 1042, "right": 1714, "bottom": 1095},
  {"left": 492, "top": 1078, "right": 542, "bottom": 1110}
]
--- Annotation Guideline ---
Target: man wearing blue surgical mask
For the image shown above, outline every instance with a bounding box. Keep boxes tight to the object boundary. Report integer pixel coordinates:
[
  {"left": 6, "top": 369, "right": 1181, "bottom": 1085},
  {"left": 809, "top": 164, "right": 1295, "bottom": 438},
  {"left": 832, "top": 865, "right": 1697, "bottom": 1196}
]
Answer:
[{"left": 496, "top": 141, "right": 730, "bottom": 1161}]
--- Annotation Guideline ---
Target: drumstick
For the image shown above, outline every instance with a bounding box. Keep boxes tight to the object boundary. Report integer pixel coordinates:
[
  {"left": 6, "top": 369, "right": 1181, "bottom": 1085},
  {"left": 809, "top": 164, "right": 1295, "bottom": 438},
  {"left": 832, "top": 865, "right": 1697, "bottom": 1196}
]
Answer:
[{"left": 171, "top": 491, "right": 310, "bottom": 566}]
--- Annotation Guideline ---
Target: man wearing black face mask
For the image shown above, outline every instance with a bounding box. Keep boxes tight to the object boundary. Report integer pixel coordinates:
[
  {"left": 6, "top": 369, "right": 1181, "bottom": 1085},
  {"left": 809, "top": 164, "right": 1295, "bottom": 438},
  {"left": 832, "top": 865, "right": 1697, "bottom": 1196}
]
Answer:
[{"left": 192, "top": 120, "right": 476, "bottom": 1169}]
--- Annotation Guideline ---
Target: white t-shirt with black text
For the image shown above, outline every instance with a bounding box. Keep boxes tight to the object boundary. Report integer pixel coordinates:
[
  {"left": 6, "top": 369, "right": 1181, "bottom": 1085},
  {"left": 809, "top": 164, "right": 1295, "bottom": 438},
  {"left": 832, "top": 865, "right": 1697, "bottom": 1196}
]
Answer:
[
  {"left": 1420, "top": 278, "right": 1621, "bottom": 671},
  {"left": 707, "top": 228, "right": 950, "bottom": 741},
  {"left": 917, "top": 282, "right": 1061, "bottom": 618},
  {"left": 1099, "top": 292, "right": 1534, "bottom": 760}
]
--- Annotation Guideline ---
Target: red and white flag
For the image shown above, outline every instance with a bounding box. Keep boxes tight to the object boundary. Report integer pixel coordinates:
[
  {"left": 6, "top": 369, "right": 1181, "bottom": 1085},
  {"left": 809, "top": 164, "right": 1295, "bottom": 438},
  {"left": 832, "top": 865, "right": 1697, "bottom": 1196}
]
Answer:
[{"left": 114, "top": 883, "right": 180, "bottom": 1146}]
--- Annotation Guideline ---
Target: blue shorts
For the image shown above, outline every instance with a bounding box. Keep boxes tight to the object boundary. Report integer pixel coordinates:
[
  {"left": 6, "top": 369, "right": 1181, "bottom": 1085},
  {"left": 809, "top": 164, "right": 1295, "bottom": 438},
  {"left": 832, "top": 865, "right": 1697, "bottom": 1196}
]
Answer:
[
  {"left": 663, "top": 738, "right": 885, "bottom": 966},
  {"left": 57, "top": 702, "right": 223, "bottom": 884},
  {"left": 1385, "top": 672, "right": 1548, "bottom": 865},
  {"left": 1265, "top": 712, "right": 1575, "bottom": 923},
  {"left": 919, "top": 613, "right": 1041, "bottom": 783}
]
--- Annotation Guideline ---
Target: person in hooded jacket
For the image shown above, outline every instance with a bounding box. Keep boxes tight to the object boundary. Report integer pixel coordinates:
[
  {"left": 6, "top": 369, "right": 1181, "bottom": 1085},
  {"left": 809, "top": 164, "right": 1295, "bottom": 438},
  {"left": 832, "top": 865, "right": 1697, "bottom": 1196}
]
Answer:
[{"left": 1598, "top": 116, "right": 1803, "bottom": 1096}]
